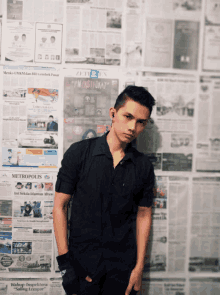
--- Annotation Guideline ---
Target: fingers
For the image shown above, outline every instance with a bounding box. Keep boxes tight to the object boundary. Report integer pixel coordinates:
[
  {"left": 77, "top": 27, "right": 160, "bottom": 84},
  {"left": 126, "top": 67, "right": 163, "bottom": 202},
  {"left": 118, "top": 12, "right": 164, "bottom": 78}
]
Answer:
[{"left": 85, "top": 275, "right": 92, "bottom": 282}]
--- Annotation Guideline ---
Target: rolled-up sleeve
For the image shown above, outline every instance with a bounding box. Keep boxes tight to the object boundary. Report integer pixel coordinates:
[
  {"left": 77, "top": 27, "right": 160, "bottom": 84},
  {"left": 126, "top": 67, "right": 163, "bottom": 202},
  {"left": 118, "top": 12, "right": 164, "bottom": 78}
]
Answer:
[
  {"left": 55, "top": 142, "right": 82, "bottom": 195},
  {"left": 136, "top": 159, "right": 155, "bottom": 207}
]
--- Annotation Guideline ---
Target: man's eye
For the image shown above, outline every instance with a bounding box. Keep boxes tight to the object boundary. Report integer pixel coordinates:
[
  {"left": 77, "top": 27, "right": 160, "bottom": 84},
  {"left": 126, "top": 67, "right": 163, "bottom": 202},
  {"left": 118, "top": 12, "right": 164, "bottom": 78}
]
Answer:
[{"left": 125, "top": 115, "right": 131, "bottom": 118}]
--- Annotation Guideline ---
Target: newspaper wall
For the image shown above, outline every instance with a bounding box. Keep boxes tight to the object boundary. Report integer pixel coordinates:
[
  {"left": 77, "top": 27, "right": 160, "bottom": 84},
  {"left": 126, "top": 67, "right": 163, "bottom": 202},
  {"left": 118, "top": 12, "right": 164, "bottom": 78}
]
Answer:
[
  {"left": 0, "top": 0, "right": 219, "bottom": 294},
  {"left": 1, "top": 66, "right": 61, "bottom": 169}
]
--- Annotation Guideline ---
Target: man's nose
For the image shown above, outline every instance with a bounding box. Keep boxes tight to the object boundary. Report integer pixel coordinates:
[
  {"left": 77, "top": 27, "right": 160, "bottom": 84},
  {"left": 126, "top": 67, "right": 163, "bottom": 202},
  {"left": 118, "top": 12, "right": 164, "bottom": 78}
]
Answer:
[{"left": 128, "top": 120, "right": 136, "bottom": 131}]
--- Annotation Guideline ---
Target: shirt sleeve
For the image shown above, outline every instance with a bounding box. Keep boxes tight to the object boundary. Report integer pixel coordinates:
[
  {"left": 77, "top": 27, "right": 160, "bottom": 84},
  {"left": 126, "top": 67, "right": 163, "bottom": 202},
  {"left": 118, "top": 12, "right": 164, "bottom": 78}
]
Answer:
[
  {"left": 136, "top": 158, "right": 155, "bottom": 208},
  {"left": 55, "top": 141, "right": 82, "bottom": 195}
]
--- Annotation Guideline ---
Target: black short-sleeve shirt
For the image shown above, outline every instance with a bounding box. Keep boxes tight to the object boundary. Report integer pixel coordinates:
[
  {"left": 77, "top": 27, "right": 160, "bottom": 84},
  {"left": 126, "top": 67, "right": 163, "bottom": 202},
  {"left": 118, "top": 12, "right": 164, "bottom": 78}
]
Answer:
[{"left": 55, "top": 130, "right": 155, "bottom": 277}]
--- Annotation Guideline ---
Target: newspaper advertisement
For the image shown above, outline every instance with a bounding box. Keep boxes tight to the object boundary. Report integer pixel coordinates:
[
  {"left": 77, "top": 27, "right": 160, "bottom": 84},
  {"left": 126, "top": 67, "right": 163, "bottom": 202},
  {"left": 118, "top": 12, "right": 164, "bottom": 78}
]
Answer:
[
  {"left": 196, "top": 76, "right": 220, "bottom": 172},
  {"left": 65, "top": 1, "right": 122, "bottom": 65},
  {"left": 35, "top": 23, "right": 62, "bottom": 64},
  {"left": 141, "top": 278, "right": 186, "bottom": 295},
  {"left": 139, "top": 72, "right": 196, "bottom": 171},
  {"left": 189, "top": 177, "right": 220, "bottom": 273},
  {"left": 144, "top": 0, "right": 201, "bottom": 70},
  {"left": 124, "top": 0, "right": 143, "bottom": 67},
  {"left": 63, "top": 68, "right": 120, "bottom": 152},
  {"left": 4, "top": 21, "right": 35, "bottom": 62},
  {"left": 190, "top": 278, "right": 220, "bottom": 294},
  {"left": 1, "top": 66, "right": 60, "bottom": 169},
  {"left": 7, "top": 0, "right": 64, "bottom": 23},
  {"left": 0, "top": 171, "right": 55, "bottom": 273},
  {"left": 144, "top": 18, "right": 173, "bottom": 68}
]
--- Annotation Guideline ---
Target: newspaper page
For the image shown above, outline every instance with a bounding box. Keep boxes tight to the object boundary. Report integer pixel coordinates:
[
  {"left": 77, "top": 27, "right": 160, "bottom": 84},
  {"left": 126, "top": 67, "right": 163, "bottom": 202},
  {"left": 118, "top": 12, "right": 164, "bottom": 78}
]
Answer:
[
  {"left": 203, "top": 0, "right": 220, "bottom": 71},
  {"left": 138, "top": 72, "right": 196, "bottom": 171},
  {"left": 6, "top": 0, "right": 64, "bottom": 23},
  {"left": 190, "top": 278, "right": 220, "bottom": 294},
  {"left": 34, "top": 23, "right": 62, "bottom": 64},
  {"left": 63, "top": 68, "right": 120, "bottom": 152},
  {"left": 4, "top": 21, "right": 35, "bottom": 62},
  {"left": 1, "top": 66, "right": 61, "bottom": 169},
  {"left": 196, "top": 76, "right": 220, "bottom": 172},
  {"left": 0, "top": 171, "right": 55, "bottom": 273},
  {"left": 144, "top": 0, "right": 201, "bottom": 69},
  {"left": 189, "top": 177, "right": 220, "bottom": 273},
  {"left": 0, "top": 277, "right": 48, "bottom": 294},
  {"left": 167, "top": 176, "right": 189, "bottom": 273},
  {"left": 65, "top": 1, "right": 122, "bottom": 65},
  {"left": 144, "top": 176, "right": 189, "bottom": 274},
  {"left": 144, "top": 176, "right": 167, "bottom": 273},
  {"left": 4, "top": 0, "right": 64, "bottom": 64},
  {"left": 141, "top": 278, "right": 186, "bottom": 295},
  {"left": 123, "top": 0, "right": 144, "bottom": 67}
]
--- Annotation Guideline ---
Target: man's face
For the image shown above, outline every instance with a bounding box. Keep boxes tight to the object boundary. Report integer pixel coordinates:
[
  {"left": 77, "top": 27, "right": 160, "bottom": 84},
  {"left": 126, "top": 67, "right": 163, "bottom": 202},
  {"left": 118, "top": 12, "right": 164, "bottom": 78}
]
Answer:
[
  {"left": 22, "top": 35, "right": 26, "bottom": 41},
  {"left": 49, "top": 117, "right": 53, "bottom": 123},
  {"left": 51, "top": 37, "right": 55, "bottom": 43},
  {"left": 111, "top": 98, "right": 150, "bottom": 143}
]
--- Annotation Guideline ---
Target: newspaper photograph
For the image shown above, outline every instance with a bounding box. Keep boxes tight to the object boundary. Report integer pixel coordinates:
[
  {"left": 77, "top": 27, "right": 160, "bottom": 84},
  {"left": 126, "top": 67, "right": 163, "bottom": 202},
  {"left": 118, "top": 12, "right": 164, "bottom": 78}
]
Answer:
[
  {"left": 65, "top": 1, "right": 122, "bottom": 65},
  {"left": 196, "top": 76, "right": 220, "bottom": 172},
  {"left": 4, "top": 21, "right": 35, "bottom": 62},
  {"left": 189, "top": 177, "right": 220, "bottom": 273},
  {"left": 141, "top": 278, "right": 186, "bottom": 295},
  {"left": 1, "top": 66, "right": 60, "bottom": 169},
  {"left": 35, "top": 23, "right": 62, "bottom": 64},
  {"left": 190, "top": 278, "right": 220, "bottom": 294},
  {"left": 63, "top": 68, "right": 119, "bottom": 152},
  {"left": 7, "top": 0, "right": 64, "bottom": 23}
]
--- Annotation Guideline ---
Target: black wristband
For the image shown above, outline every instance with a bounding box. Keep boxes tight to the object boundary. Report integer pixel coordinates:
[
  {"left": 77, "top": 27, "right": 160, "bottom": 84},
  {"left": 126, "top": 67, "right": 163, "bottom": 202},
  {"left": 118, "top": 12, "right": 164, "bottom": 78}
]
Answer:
[{"left": 56, "top": 251, "right": 70, "bottom": 267}]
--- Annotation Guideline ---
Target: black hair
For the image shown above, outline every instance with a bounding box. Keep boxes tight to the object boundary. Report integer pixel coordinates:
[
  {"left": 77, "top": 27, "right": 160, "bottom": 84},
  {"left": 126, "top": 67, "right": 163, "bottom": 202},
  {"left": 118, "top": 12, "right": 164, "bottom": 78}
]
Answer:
[
  {"left": 114, "top": 85, "right": 156, "bottom": 115},
  {"left": 49, "top": 115, "right": 54, "bottom": 118}
]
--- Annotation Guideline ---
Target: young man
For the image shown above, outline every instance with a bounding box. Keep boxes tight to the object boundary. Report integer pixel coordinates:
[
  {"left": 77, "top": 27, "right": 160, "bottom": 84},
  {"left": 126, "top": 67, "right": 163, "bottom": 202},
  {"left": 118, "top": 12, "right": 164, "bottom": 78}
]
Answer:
[{"left": 53, "top": 85, "right": 156, "bottom": 295}]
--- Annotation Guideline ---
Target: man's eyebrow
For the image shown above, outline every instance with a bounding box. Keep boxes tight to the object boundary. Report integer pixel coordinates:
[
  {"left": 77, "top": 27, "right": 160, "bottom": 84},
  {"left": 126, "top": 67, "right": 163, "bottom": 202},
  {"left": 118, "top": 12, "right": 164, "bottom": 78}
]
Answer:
[{"left": 124, "top": 112, "right": 148, "bottom": 122}]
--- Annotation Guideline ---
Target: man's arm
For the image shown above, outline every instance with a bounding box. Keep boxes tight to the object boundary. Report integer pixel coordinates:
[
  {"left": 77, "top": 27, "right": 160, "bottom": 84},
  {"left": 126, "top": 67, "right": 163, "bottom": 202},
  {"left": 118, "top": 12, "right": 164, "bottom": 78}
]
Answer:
[
  {"left": 135, "top": 205, "right": 152, "bottom": 270},
  {"left": 53, "top": 191, "right": 71, "bottom": 255}
]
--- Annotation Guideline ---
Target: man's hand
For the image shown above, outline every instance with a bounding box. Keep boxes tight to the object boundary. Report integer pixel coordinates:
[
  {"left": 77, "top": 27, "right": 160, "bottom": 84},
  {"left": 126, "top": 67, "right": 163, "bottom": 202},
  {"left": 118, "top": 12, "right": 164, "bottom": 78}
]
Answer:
[{"left": 125, "top": 266, "right": 143, "bottom": 295}]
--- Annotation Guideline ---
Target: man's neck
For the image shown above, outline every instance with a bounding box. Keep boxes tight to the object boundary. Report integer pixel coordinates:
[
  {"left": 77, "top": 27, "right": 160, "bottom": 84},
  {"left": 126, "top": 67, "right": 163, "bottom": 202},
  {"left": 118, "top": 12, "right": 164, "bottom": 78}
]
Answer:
[{"left": 106, "top": 129, "right": 128, "bottom": 155}]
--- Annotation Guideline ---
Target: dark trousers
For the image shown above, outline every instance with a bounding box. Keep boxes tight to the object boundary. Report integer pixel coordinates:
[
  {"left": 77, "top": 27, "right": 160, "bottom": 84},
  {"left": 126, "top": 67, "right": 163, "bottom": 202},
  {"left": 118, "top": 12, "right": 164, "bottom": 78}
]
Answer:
[{"left": 78, "top": 254, "right": 139, "bottom": 295}]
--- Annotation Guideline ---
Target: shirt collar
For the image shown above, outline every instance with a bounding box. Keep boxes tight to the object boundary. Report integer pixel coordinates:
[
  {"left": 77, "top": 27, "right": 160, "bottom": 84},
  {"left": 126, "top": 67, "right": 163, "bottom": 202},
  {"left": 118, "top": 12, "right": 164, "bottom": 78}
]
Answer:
[{"left": 92, "top": 130, "right": 136, "bottom": 164}]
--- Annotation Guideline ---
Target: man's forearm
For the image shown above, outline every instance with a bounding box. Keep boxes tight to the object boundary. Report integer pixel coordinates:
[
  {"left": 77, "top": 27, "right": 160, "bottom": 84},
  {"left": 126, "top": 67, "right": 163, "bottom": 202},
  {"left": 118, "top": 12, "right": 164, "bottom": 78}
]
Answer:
[
  {"left": 53, "top": 205, "right": 69, "bottom": 255},
  {"left": 135, "top": 208, "right": 152, "bottom": 270}
]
